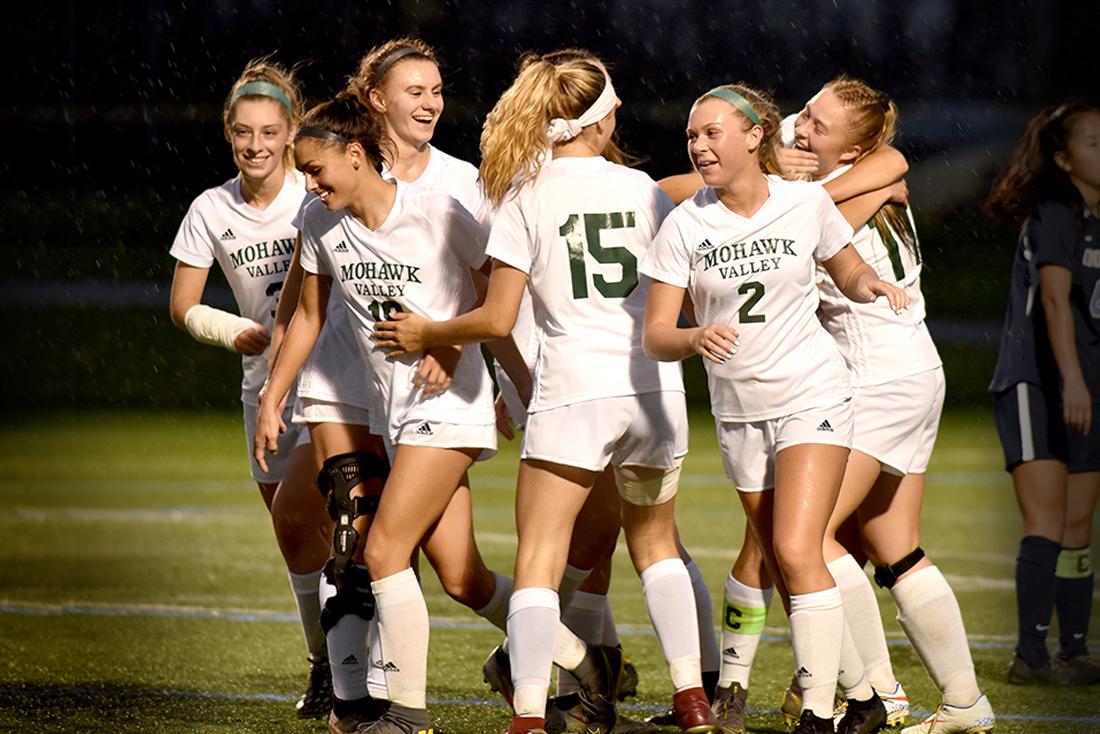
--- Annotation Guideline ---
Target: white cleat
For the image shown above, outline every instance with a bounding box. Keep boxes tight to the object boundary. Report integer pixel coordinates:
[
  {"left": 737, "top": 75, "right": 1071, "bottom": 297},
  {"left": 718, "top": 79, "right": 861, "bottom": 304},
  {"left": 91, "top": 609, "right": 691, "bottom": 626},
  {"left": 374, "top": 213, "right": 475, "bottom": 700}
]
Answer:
[
  {"left": 900, "top": 694, "right": 995, "bottom": 734},
  {"left": 874, "top": 681, "right": 910, "bottom": 727}
]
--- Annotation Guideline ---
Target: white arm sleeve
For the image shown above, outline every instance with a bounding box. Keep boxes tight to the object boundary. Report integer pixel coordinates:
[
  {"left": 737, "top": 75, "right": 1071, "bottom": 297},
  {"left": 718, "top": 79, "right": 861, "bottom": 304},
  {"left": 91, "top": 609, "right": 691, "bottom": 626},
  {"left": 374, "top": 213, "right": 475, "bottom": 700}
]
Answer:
[{"left": 184, "top": 304, "right": 258, "bottom": 351}]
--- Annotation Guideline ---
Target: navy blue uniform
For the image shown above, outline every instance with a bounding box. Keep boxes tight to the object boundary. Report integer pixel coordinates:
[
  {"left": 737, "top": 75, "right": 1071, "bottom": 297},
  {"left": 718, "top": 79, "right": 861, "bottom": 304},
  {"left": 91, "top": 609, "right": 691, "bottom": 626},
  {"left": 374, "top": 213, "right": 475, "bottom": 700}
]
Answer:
[{"left": 991, "top": 200, "right": 1100, "bottom": 472}]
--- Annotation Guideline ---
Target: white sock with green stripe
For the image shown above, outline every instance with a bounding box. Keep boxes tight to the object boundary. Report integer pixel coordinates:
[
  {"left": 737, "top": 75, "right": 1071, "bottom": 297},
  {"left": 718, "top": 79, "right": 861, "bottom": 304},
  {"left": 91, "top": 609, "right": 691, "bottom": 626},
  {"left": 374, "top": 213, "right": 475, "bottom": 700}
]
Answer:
[{"left": 719, "top": 573, "right": 773, "bottom": 688}]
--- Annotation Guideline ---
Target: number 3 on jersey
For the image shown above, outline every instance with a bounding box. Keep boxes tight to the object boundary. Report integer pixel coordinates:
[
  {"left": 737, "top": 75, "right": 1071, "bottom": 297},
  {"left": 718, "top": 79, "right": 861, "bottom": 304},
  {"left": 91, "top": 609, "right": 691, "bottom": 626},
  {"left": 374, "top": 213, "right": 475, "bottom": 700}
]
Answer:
[{"left": 559, "top": 212, "right": 638, "bottom": 299}]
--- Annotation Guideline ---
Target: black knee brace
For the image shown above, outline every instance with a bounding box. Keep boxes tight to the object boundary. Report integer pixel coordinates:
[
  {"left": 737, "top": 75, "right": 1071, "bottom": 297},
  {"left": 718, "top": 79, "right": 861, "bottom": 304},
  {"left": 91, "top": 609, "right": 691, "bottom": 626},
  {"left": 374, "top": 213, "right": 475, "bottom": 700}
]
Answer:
[
  {"left": 318, "top": 451, "right": 390, "bottom": 582},
  {"left": 320, "top": 562, "right": 375, "bottom": 633},
  {"left": 873, "top": 546, "right": 926, "bottom": 589}
]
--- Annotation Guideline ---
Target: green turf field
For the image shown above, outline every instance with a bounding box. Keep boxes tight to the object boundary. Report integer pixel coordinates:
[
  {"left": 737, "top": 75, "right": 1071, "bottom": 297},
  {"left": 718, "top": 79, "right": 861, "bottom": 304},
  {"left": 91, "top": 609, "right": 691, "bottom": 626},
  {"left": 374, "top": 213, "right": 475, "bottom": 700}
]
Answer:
[{"left": 0, "top": 409, "right": 1096, "bottom": 733}]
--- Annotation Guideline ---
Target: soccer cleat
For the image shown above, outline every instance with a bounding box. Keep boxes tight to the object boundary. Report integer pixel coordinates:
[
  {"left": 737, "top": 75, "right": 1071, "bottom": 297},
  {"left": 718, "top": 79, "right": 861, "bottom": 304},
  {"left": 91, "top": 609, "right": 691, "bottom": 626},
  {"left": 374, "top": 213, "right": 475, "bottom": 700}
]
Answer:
[
  {"left": 483, "top": 644, "right": 515, "bottom": 704},
  {"left": 835, "top": 692, "right": 887, "bottom": 734},
  {"left": 874, "top": 681, "right": 910, "bottom": 726},
  {"left": 617, "top": 647, "right": 640, "bottom": 701},
  {"left": 792, "top": 710, "right": 835, "bottom": 734},
  {"left": 506, "top": 715, "right": 547, "bottom": 734},
  {"left": 1006, "top": 653, "right": 1075, "bottom": 685},
  {"left": 297, "top": 657, "right": 334, "bottom": 719},
  {"left": 545, "top": 695, "right": 656, "bottom": 734},
  {"left": 899, "top": 694, "right": 995, "bottom": 734},
  {"left": 710, "top": 683, "right": 747, "bottom": 734},
  {"left": 673, "top": 686, "right": 717, "bottom": 733},
  {"left": 328, "top": 696, "right": 389, "bottom": 734},
  {"left": 1059, "top": 653, "right": 1100, "bottom": 685},
  {"left": 359, "top": 703, "right": 434, "bottom": 734},
  {"left": 572, "top": 644, "right": 621, "bottom": 734},
  {"left": 780, "top": 677, "right": 845, "bottom": 730}
]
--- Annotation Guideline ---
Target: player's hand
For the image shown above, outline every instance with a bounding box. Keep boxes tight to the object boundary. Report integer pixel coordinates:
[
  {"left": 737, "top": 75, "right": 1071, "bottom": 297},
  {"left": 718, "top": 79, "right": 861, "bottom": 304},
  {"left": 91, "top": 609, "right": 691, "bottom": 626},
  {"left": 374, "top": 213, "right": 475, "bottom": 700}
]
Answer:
[
  {"left": 235, "top": 323, "right": 271, "bottom": 356},
  {"left": 494, "top": 393, "right": 516, "bottom": 440},
  {"left": 860, "top": 278, "right": 909, "bottom": 314},
  {"left": 777, "top": 147, "right": 819, "bottom": 181},
  {"left": 690, "top": 324, "right": 740, "bottom": 364},
  {"left": 415, "top": 346, "right": 461, "bottom": 396},
  {"left": 373, "top": 311, "right": 429, "bottom": 357},
  {"left": 888, "top": 179, "right": 909, "bottom": 206},
  {"left": 1063, "top": 377, "right": 1092, "bottom": 436},
  {"left": 253, "top": 402, "right": 285, "bottom": 474}
]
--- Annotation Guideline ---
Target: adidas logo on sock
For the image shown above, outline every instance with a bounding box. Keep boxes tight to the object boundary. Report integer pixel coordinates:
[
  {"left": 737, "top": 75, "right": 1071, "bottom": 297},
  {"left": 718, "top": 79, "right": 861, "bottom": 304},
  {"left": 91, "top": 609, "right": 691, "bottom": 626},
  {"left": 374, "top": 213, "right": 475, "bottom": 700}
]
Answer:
[
  {"left": 816, "top": 419, "right": 833, "bottom": 432},
  {"left": 722, "top": 646, "right": 740, "bottom": 659},
  {"left": 334, "top": 240, "right": 349, "bottom": 253},
  {"left": 380, "top": 661, "right": 400, "bottom": 673},
  {"left": 341, "top": 654, "right": 359, "bottom": 665},
  {"left": 796, "top": 666, "right": 812, "bottom": 679},
  {"left": 698, "top": 238, "right": 716, "bottom": 251},
  {"left": 220, "top": 228, "right": 235, "bottom": 241},
  {"left": 415, "top": 422, "right": 434, "bottom": 436}
]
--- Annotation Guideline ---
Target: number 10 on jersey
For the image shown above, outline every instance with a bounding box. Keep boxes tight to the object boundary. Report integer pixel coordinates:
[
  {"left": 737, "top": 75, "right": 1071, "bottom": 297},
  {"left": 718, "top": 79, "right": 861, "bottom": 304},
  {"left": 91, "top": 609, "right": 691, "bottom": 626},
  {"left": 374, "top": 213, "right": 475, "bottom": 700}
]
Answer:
[{"left": 559, "top": 212, "right": 639, "bottom": 299}]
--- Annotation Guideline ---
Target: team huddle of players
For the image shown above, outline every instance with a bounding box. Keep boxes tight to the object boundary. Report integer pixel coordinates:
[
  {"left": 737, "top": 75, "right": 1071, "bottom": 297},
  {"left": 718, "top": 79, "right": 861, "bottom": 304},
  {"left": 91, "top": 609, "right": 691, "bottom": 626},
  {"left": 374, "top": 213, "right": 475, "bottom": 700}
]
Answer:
[{"left": 168, "top": 35, "right": 1100, "bottom": 734}]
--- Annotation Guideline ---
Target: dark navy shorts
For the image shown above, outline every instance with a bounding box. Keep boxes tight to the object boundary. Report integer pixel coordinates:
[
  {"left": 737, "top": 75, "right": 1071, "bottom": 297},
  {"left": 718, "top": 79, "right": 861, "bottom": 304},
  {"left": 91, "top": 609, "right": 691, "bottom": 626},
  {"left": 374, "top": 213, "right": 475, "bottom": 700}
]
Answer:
[{"left": 993, "top": 382, "right": 1100, "bottom": 473}]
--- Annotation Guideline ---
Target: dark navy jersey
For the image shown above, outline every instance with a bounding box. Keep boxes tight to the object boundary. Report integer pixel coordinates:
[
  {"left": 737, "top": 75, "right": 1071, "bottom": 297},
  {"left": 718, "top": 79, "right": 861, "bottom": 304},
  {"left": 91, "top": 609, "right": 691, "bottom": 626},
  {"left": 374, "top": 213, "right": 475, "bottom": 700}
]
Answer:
[{"left": 990, "top": 200, "right": 1100, "bottom": 395}]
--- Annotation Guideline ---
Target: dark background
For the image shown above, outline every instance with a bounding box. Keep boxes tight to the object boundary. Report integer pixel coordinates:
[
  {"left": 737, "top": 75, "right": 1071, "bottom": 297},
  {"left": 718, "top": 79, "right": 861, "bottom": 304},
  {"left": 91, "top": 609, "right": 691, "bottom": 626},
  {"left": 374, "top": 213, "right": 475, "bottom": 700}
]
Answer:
[{"left": 3, "top": 0, "right": 1097, "bottom": 409}]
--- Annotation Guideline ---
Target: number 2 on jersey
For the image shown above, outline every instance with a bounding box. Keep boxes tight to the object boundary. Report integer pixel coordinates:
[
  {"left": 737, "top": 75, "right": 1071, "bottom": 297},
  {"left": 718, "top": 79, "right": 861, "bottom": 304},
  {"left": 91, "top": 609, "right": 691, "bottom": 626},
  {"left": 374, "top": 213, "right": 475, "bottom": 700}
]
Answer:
[
  {"left": 737, "top": 281, "right": 766, "bottom": 323},
  {"left": 559, "top": 212, "right": 638, "bottom": 299}
]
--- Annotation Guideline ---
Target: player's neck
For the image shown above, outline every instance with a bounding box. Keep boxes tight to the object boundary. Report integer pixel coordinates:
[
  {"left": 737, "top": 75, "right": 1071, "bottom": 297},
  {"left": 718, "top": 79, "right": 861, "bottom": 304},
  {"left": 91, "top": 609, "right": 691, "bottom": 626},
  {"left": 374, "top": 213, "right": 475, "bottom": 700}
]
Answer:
[
  {"left": 1071, "top": 177, "right": 1100, "bottom": 217},
  {"left": 347, "top": 175, "right": 398, "bottom": 231},
  {"left": 238, "top": 167, "right": 287, "bottom": 211},
  {"left": 552, "top": 136, "right": 602, "bottom": 159},
  {"left": 715, "top": 171, "right": 769, "bottom": 218},
  {"left": 388, "top": 138, "right": 432, "bottom": 182}
]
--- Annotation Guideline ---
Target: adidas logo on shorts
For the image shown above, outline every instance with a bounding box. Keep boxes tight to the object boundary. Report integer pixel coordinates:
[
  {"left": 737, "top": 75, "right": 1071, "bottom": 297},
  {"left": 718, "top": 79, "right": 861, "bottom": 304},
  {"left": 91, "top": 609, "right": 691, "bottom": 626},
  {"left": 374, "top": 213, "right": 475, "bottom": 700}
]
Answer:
[
  {"left": 220, "top": 228, "right": 235, "bottom": 241},
  {"left": 334, "top": 240, "right": 349, "bottom": 253},
  {"left": 415, "top": 422, "right": 433, "bottom": 436},
  {"left": 817, "top": 419, "right": 833, "bottom": 432}
]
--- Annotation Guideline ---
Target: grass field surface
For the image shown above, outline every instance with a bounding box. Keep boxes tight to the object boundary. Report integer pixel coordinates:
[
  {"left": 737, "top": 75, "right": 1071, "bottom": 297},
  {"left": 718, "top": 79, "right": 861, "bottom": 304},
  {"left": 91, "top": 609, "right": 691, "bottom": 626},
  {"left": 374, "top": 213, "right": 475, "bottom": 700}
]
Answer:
[{"left": 0, "top": 409, "right": 1097, "bottom": 733}]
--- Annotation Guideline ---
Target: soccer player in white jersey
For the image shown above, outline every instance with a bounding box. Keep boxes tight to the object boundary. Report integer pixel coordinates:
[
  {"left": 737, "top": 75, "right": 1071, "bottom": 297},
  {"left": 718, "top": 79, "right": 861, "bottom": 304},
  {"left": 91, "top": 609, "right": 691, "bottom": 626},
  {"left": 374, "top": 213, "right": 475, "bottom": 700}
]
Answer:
[
  {"left": 640, "top": 83, "right": 907, "bottom": 734},
  {"left": 373, "top": 50, "right": 715, "bottom": 734},
  {"left": 268, "top": 40, "right": 507, "bottom": 733},
  {"left": 166, "top": 59, "right": 334, "bottom": 721}
]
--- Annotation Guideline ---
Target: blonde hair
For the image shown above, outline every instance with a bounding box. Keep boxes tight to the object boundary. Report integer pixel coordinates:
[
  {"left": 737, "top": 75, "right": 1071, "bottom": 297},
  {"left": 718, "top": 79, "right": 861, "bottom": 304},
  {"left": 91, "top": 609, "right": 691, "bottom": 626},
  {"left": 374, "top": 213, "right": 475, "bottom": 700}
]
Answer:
[
  {"left": 479, "top": 49, "right": 630, "bottom": 206},
  {"left": 348, "top": 38, "right": 439, "bottom": 109},
  {"left": 825, "top": 76, "right": 916, "bottom": 256},
  {"left": 694, "top": 83, "right": 782, "bottom": 175},
  {"left": 223, "top": 57, "right": 304, "bottom": 169}
]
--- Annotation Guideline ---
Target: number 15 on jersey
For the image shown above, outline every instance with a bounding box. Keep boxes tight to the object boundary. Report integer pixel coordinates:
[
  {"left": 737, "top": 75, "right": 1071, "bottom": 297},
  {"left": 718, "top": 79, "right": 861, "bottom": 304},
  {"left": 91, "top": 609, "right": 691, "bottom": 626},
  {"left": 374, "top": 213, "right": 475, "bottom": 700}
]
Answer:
[{"left": 559, "top": 212, "right": 638, "bottom": 299}]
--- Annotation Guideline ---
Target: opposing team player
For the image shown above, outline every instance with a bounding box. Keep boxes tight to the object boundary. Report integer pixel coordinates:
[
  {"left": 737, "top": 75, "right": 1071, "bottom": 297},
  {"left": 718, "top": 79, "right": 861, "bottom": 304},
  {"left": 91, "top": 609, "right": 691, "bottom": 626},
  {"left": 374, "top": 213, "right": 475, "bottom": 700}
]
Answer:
[
  {"left": 987, "top": 102, "right": 1100, "bottom": 687},
  {"left": 167, "top": 59, "right": 333, "bottom": 719},
  {"left": 639, "top": 83, "right": 907, "bottom": 734},
  {"left": 373, "top": 50, "right": 715, "bottom": 734}
]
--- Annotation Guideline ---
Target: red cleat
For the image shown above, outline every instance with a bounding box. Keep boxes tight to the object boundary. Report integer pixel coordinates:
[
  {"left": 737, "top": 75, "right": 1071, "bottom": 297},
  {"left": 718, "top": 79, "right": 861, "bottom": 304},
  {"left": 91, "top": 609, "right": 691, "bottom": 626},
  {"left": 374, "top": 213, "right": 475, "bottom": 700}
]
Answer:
[{"left": 673, "top": 687, "right": 718, "bottom": 733}]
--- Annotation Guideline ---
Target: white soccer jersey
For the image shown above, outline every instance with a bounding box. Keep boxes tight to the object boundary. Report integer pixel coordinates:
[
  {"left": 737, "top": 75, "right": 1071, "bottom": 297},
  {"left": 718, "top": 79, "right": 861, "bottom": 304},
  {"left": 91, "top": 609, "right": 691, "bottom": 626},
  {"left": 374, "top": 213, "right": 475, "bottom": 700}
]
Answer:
[
  {"left": 486, "top": 155, "right": 684, "bottom": 413},
  {"left": 640, "top": 177, "right": 854, "bottom": 422},
  {"left": 815, "top": 165, "right": 941, "bottom": 387},
  {"left": 297, "top": 181, "right": 495, "bottom": 444},
  {"left": 297, "top": 146, "right": 489, "bottom": 409},
  {"left": 170, "top": 171, "right": 306, "bottom": 405}
]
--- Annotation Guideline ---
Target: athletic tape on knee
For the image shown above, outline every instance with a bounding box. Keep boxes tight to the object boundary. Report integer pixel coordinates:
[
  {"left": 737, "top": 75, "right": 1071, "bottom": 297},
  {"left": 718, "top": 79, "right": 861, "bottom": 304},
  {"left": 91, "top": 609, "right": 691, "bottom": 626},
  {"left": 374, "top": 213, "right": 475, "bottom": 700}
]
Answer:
[
  {"left": 722, "top": 599, "right": 768, "bottom": 635},
  {"left": 874, "top": 546, "right": 926, "bottom": 589},
  {"left": 320, "top": 563, "right": 375, "bottom": 633},
  {"left": 1056, "top": 546, "right": 1092, "bottom": 579},
  {"left": 615, "top": 457, "right": 683, "bottom": 506}
]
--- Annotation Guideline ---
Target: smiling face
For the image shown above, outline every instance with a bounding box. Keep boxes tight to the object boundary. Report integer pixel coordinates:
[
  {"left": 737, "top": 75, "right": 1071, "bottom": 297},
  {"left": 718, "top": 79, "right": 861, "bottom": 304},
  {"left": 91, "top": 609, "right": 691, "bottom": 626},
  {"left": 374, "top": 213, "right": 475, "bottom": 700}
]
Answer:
[
  {"left": 225, "top": 97, "right": 292, "bottom": 181},
  {"left": 793, "top": 87, "right": 858, "bottom": 177},
  {"left": 1057, "top": 110, "right": 1100, "bottom": 198},
  {"left": 686, "top": 97, "right": 763, "bottom": 190},
  {"left": 370, "top": 58, "right": 444, "bottom": 151},
  {"left": 294, "top": 137, "right": 360, "bottom": 211}
]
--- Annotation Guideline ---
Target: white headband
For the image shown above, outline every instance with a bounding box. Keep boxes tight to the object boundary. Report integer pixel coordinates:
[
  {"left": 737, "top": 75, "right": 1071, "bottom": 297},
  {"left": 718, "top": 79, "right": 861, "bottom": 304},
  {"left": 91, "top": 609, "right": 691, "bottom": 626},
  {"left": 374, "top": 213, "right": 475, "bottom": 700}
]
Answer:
[{"left": 546, "top": 63, "right": 617, "bottom": 144}]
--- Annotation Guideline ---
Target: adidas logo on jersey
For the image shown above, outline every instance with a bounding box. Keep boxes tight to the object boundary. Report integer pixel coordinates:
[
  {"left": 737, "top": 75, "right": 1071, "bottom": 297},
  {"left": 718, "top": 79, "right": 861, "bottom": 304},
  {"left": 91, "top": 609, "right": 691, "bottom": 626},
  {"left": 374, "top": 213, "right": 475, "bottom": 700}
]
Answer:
[
  {"left": 334, "top": 240, "right": 349, "bottom": 253},
  {"left": 722, "top": 646, "right": 740, "bottom": 659},
  {"left": 415, "top": 422, "right": 434, "bottom": 437},
  {"left": 341, "top": 654, "right": 359, "bottom": 665},
  {"left": 817, "top": 419, "right": 833, "bottom": 432},
  {"left": 796, "top": 666, "right": 812, "bottom": 679},
  {"left": 220, "top": 228, "right": 236, "bottom": 241},
  {"left": 698, "top": 238, "right": 716, "bottom": 251}
]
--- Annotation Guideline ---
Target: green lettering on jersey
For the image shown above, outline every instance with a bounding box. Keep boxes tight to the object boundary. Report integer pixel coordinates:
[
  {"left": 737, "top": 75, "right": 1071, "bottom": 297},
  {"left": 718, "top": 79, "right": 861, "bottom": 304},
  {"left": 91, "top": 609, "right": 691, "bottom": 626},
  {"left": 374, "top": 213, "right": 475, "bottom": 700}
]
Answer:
[{"left": 558, "top": 211, "right": 638, "bottom": 299}]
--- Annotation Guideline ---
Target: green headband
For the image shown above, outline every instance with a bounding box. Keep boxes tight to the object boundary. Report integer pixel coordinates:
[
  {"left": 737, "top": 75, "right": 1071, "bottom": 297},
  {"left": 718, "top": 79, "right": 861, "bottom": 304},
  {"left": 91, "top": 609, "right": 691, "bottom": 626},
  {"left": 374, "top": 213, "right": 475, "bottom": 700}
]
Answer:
[
  {"left": 231, "top": 81, "right": 293, "bottom": 115},
  {"left": 704, "top": 87, "right": 763, "bottom": 127}
]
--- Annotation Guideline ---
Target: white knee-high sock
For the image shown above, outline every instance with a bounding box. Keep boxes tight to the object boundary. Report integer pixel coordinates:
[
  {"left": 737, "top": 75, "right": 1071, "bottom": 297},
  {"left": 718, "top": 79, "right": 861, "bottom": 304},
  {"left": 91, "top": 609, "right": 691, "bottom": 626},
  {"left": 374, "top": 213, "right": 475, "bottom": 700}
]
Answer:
[
  {"left": 320, "top": 572, "right": 369, "bottom": 701},
  {"left": 686, "top": 559, "right": 721, "bottom": 674},
  {"left": 720, "top": 573, "right": 773, "bottom": 689},
  {"left": 289, "top": 569, "right": 328, "bottom": 662},
  {"left": 601, "top": 597, "right": 620, "bottom": 647},
  {"left": 372, "top": 568, "right": 429, "bottom": 710},
  {"left": 558, "top": 564, "right": 591, "bottom": 614},
  {"left": 828, "top": 554, "right": 897, "bottom": 693},
  {"left": 508, "top": 587, "right": 560, "bottom": 718},
  {"left": 789, "top": 587, "right": 844, "bottom": 719},
  {"left": 642, "top": 558, "right": 702, "bottom": 691},
  {"left": 891, "top": 565, "right": 981, "bottom": 707},
  {"left": 474, "top": 571, "right": 513, "bottom": 633},
  {"left": 557, "top": 590, "right": 607, "bottom": 696},
  {"left": 837, "top": 616, "right": 875, "bottom": 700},
  {"left": 366, "top": 615, "right": 388, "bottom": 699}
]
